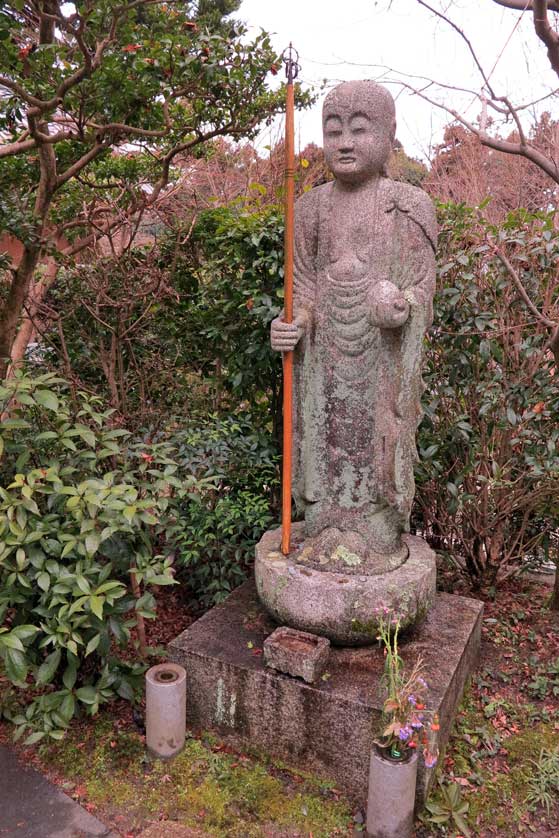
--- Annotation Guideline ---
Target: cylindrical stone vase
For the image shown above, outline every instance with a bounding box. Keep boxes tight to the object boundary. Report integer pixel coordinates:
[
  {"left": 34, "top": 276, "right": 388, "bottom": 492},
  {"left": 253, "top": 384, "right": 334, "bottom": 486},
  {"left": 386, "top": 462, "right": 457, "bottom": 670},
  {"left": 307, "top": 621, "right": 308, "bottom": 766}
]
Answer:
[
  {"left": 145, "top": 662, "right": 186, "bottom": 759},
  {"left": 366, "top": 745, "right": 418, "bottom": 838}
]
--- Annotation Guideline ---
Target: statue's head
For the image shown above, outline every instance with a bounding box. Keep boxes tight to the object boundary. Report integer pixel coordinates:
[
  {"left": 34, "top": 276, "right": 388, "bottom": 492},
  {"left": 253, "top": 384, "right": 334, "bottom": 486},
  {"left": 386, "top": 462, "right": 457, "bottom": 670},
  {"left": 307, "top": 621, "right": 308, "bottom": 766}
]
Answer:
[{"left": 322, "top": 80, "right": 396, "bottom": 184}]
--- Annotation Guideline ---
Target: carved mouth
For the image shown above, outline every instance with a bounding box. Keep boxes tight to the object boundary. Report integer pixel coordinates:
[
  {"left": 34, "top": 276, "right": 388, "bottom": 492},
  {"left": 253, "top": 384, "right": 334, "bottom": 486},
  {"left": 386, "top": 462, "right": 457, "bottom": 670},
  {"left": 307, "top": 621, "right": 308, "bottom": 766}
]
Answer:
[{"left": 339, "top": 157, "right": 355, "bottom": 163}]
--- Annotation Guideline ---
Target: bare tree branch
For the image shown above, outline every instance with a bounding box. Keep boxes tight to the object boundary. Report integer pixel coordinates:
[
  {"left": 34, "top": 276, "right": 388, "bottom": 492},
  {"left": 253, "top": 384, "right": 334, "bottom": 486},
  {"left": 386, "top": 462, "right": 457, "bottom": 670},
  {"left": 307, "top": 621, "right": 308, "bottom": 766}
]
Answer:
[
  {"left": 388, "top": 77, "right": 559, "bottom": 182},
  {"left": 416, "top": 0, "right": 497, "bottom": 97},
  {"left": 0, "top": 76, "right": 45, "bottom": 107},
  {"left": 533, "top": 0, "right": 559, "bottom": 75},
  {"left": 56, "top": 140, "right": 110, "bottom": 187},
  {"left": 88, "top": 121, "right": 172, "bottom": 139},
  {"left": 493, "top": 244, "right": 559, "bottom": 365},
  {"left": 493, "top": 0, "right": 559, "bottom": 12},
  {"left": 335, "top": 60, "right": 559, "bottom": 112},
  {"left": 499, "top": 95, "right": 527, "bottom": 145},
  {"left": 0, "top": 138, "right": 38, "bottom": 159},
  {"left": 493, "top": 247, "right": 557, "bottom": 328}
]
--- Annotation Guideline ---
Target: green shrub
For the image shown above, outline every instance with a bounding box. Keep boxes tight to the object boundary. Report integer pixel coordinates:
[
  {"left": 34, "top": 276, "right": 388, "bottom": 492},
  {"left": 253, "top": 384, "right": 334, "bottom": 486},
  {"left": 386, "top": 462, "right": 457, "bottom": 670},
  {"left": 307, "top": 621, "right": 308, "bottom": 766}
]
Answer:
[
  {"left": 0, "top": 373, "right": 189, "bottom": 742},
  {"left": 416, "top": 204, "right": 559, "bottom": 586},
  {"left": 179, "top": 203, "right": 285, "bottom": 435},
  {"left": 167, "top": 414, "right": 279, "bottom": 606},
  {"left": 43, "top": 202, "right": 286, "bottom": 434}
]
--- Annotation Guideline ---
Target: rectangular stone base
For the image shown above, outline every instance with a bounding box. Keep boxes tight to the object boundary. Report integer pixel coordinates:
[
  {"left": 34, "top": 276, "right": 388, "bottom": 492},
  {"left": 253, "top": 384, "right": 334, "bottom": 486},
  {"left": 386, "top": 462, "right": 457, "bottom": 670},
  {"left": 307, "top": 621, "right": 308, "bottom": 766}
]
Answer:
[{"left": 168, "top": 580, "right": 483, "bottom": 808}]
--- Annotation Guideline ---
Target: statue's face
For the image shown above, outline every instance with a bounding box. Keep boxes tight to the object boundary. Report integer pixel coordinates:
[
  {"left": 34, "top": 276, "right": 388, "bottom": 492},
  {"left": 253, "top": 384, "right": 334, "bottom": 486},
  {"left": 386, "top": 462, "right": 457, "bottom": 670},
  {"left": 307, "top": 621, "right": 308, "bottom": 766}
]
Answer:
[{"left": 323, "top": 105, "right": 394, "bottom": 184}]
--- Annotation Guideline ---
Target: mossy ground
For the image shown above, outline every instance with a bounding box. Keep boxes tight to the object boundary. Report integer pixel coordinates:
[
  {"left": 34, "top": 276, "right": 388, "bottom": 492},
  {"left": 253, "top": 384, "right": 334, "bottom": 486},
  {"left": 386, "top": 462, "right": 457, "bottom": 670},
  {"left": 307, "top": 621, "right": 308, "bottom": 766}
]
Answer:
[{"left": 31, "top": 712, "right": 352, "bottom": 837}]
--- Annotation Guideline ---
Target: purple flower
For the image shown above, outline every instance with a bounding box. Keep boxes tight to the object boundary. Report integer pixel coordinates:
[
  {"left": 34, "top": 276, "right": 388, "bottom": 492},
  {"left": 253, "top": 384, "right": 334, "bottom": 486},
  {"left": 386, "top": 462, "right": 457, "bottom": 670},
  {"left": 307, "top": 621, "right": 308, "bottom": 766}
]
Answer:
[
  {"left": 398, "top": 725, "right": 412, "bottom": 742},
  {"left": 418, "top": 677, "right": 428, "bottom": 688},
  {"left": 411, "top": 717, "right": 423, "bottom": 730},
  {"left": 424, "top": 750, "right": 438, "bottom": 768},
  {"left": 408, "top": 694, "right": 417, "bottom": 706}
]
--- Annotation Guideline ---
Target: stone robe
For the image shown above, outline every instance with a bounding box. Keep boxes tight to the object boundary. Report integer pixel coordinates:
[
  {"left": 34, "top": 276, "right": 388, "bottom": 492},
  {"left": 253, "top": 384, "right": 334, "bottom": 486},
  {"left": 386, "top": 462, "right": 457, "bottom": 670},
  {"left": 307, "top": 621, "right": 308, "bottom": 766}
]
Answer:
[{"left": 292, "top": 176, "right": 437, "bottom": 559}]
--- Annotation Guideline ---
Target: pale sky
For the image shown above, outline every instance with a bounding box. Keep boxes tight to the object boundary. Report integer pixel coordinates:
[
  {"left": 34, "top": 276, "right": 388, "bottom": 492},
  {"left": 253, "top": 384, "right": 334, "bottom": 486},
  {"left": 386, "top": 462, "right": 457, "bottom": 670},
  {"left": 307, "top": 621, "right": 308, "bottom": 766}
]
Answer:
[{"left": 239, "top": 0, "right": 558, "bottom": 161}]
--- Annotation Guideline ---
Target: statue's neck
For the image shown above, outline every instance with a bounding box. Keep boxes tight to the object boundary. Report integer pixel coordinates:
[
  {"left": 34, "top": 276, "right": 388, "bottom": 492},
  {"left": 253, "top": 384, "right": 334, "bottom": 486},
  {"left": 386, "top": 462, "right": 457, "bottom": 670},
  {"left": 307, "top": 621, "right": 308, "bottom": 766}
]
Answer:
[{"left": 333, "top": 173, "right": 383, "bottom": 196}]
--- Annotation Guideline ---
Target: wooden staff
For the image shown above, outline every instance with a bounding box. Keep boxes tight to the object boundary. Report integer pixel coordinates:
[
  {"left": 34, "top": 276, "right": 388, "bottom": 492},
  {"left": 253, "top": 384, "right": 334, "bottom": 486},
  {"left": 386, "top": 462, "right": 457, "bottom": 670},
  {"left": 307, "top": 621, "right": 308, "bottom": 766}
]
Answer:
[{"left": 281, "top": 44, "right": 299, "bottom": 556}]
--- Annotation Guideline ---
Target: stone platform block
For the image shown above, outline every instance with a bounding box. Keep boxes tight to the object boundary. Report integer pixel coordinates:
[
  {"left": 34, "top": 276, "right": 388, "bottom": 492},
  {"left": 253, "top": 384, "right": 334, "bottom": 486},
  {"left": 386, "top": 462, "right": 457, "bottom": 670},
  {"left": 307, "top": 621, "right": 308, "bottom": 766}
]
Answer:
[{"left": 168, "top": 580, "right": 483, "bottom": 808}]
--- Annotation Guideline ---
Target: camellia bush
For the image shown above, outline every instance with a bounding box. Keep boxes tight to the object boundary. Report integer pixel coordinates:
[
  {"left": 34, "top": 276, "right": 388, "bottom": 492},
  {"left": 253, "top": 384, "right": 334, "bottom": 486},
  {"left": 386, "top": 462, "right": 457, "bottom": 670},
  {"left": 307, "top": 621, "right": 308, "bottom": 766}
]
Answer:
[
  {"left": 39, "top": 201, "right": 287, "bottom": 432},
  {"left": 0, "top": 373, "right": 200, "bottom": 742},
  {"left": 415, "top": 204, "right": 559, "bottom": 589},
  {"left": 0, "top": 0, "right": 295, "bottom": 376},
  {"left": 0, "top": 373, "right": 279, "bottom": 740}
]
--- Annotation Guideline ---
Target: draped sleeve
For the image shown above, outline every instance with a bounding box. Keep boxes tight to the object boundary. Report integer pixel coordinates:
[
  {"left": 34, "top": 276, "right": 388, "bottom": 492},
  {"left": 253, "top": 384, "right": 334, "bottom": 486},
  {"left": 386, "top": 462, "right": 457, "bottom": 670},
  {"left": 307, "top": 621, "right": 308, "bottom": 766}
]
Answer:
[
  {"left": 386, "top": 183, "right": 438, "bottom": 520},
  {"left": 293, "top": 185, "right": 322, "bottom": 313}
]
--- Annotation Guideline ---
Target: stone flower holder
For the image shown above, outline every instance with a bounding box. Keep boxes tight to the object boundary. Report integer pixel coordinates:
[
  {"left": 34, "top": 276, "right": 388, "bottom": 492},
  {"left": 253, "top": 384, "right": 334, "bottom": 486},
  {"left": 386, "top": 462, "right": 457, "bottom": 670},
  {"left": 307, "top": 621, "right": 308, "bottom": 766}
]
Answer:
[
  {"left": 366, "top": 745, "right": 418, "bottom": 838},
  {"left": 145, "top": 662, "right": 186, "bottom": 759}
]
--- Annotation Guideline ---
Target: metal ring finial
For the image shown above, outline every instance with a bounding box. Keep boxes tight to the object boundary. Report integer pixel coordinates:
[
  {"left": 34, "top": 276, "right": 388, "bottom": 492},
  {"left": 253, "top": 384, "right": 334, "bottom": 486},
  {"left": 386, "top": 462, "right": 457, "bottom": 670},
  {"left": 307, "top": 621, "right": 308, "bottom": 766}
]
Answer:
[{"left": 281, "top": 43, "right": 300, "bottom": 84}]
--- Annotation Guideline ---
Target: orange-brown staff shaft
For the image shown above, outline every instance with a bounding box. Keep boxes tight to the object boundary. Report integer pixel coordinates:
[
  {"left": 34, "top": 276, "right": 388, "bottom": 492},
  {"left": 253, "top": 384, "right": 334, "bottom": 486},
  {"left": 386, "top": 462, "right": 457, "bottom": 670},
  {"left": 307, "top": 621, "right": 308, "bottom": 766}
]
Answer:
[{"left": 281, "top": 45, "right": 299, "bottom": 556}]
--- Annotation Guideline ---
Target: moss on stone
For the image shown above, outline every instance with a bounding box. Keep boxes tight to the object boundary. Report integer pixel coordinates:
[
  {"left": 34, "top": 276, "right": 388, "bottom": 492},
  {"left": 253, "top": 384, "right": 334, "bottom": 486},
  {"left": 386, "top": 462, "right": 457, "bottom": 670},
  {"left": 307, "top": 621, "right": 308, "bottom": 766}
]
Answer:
[
  {"left": 332, "top": 545, "right": 361, "bottom": 566},
  {"left": 266, "top": 789, "right": 350, "bottom": 836},
  {"left": 467, "top": 769, "right": 527, "bottom": 832}
]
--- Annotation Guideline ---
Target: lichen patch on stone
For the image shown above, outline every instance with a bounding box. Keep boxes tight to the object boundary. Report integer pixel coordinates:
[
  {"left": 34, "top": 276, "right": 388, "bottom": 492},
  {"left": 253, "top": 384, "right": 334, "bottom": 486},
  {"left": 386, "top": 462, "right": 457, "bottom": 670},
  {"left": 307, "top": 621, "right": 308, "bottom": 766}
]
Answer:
[{"left": 332, "top": 545, "right": 361, "bottom": 566}]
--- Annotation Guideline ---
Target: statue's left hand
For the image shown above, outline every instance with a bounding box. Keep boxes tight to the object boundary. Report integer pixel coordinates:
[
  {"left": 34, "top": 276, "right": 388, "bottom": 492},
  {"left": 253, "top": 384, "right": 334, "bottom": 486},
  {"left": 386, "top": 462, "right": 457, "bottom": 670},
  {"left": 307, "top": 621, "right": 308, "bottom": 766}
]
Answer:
[{"left": 369, "top": 281, "right": 410, "bottom": 328}]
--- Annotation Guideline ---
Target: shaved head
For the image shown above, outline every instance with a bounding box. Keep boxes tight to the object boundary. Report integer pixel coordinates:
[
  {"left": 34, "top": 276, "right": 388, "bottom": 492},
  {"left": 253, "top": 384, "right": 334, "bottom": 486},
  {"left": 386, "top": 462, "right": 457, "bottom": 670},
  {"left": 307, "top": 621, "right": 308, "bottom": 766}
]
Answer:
[{"left": 323, "top": 80, "right": 396, "bottom": 141}]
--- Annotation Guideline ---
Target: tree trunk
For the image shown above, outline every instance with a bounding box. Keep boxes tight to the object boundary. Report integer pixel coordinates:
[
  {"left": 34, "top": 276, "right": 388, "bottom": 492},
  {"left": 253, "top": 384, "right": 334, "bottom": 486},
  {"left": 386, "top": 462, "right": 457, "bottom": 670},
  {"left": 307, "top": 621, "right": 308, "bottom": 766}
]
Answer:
[
  {"left": 0, "top": 120, "right": 56, "bottom": 379},
  {"left": 0, "top": 244, "right": 43, "bottom": 378},
  {"left": 7, "top": 256, "right": 58, "bottom": 376}
]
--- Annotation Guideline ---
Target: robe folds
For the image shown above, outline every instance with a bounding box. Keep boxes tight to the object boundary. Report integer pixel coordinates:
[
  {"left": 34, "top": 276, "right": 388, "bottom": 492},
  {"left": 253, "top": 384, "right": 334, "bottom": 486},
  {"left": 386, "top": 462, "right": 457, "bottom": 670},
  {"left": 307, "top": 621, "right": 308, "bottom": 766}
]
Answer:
[{"left": 291, "top": 176, "right": 437, "bottom": 556}]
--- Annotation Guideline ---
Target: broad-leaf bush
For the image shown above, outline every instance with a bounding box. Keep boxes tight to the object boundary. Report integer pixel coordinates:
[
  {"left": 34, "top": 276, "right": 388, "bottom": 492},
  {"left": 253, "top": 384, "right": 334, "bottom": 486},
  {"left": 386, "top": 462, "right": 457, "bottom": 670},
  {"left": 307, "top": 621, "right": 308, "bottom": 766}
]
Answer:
[
  {"left": 0, "top": 374, "right": 279, "bottom": 738},
  {"left": 180, "top": 203, "right": 285, "bottom": 437},
  {"left": 416, "top": 205, "right": 559, "bottom": 587},
  {"left": 43, "top": 202, "right": 286, "bottom": 434},
  {"left": 167, "top": 415, "right": 279, "bottom": 606},
  {"left": 0, "top": 373, "right": 182, "bottom": 741}
]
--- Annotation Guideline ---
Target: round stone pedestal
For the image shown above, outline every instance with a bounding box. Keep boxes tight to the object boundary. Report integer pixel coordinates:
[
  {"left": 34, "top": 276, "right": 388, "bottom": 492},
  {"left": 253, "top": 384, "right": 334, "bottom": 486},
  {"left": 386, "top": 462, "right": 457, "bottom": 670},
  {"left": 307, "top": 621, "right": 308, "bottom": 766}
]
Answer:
[{"left": 255, "top": 525, "right": 436, "bottom": 645}]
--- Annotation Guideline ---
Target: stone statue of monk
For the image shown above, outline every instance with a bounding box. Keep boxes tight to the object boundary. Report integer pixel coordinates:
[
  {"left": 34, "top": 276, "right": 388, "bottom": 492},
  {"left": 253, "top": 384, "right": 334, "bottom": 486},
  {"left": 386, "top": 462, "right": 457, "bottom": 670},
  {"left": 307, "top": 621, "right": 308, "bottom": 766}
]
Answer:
[
  {"left": 257, "top": 81, "right": 437, "bottom": 643},
  {"left": 271, "top": 80, "right": 437, "bottom": 573}
]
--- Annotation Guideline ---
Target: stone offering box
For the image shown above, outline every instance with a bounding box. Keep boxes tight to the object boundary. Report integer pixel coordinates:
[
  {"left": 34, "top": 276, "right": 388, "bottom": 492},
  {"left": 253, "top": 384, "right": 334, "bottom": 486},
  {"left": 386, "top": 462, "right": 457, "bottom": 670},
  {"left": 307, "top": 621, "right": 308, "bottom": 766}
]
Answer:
[
  {"left": 263, "top": 626, "right": 330, "bottom": 684},
  {"left": 169, "top": 580, "right": 482, "bottom": 808}
]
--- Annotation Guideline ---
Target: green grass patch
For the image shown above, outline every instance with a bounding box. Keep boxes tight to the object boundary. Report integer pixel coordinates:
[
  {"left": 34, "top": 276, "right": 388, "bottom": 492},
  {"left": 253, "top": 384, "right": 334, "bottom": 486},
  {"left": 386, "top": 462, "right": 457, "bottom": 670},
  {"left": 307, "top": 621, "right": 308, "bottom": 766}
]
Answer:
[{"left": 37, "top": 714, "right": 351, "bottom": 837}]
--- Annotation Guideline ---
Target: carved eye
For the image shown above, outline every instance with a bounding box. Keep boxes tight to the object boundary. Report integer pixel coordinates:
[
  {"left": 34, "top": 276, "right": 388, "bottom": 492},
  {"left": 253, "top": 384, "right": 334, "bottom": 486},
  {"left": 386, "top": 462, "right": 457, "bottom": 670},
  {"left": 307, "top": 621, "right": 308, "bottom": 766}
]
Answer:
[{"left": 349, "top": 117, "right": 370, "bottom": 133}]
